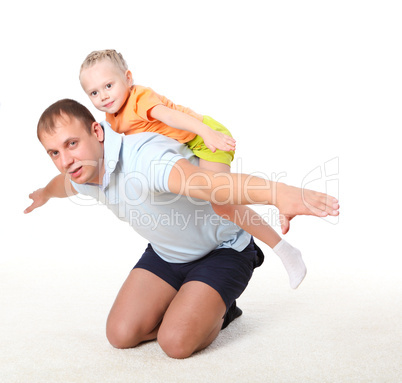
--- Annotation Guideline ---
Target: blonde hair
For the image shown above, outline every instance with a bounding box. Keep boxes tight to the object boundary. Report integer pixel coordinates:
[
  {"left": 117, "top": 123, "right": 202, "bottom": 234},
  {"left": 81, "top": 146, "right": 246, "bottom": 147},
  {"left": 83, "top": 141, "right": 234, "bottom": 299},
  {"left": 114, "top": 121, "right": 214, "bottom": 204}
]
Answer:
[{"left": 80, "top": 49, "right": 129, "bottom": 77}]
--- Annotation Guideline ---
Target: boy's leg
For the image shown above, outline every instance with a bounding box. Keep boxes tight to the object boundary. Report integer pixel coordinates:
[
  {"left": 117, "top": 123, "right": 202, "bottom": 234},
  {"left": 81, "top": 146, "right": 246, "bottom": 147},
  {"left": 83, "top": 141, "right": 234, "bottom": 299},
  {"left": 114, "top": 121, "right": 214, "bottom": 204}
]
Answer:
[
  {"left": 198, "top": 159, "right": 281, "bottom": 246},
  {"left": 106, "top": 268, "right": 177, "bottom": 349},
  {"left": 157, "top": 280, "right": 227, "bottom": 359},
  {"left": 199, "top": 159, "right": 307, "bottom": 289}
]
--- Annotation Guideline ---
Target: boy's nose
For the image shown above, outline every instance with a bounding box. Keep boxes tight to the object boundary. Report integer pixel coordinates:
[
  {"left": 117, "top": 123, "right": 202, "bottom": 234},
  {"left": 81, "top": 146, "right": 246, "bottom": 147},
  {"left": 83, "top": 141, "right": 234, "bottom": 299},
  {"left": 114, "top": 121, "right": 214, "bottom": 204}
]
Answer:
[{"left": 100, "top": 91, "right": 109, "bottom": 101}]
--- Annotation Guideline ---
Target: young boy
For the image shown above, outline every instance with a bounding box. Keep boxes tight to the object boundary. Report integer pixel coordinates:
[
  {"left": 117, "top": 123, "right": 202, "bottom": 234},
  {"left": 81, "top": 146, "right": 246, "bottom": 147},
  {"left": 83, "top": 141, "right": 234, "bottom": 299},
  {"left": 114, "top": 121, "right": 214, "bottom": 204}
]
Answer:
[{"left": 78, "top": 49, "right": 306, "bottom": 289}]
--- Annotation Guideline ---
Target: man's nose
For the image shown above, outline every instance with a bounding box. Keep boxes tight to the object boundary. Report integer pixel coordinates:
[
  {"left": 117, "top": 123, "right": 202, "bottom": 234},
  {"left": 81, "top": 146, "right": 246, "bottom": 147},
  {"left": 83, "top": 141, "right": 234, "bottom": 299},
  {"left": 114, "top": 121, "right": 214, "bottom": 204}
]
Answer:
[{"left": 60, "top": 151, "right": 74, "bottom": 170}]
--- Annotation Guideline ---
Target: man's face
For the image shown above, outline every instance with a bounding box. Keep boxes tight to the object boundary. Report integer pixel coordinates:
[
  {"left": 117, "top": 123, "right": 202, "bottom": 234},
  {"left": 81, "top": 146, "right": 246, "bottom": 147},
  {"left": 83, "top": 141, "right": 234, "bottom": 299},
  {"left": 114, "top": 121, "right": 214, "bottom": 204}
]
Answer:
[
  {"left": 80, "top": 59, "right": 132, "bottom": 115},
  {"left": 40, "top": 115, "right": 105, "bottom": 185}
]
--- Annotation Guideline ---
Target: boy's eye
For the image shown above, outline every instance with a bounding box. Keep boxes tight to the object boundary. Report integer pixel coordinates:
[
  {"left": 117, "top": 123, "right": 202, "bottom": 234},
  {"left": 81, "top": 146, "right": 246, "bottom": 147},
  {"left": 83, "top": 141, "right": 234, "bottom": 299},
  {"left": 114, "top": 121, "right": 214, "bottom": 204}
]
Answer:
[
  {"left": 91, "top": 91, "right": 98, "bottom": 96},
  {"left": 106, "top": 83, "right": 112, "bottom": 89}
]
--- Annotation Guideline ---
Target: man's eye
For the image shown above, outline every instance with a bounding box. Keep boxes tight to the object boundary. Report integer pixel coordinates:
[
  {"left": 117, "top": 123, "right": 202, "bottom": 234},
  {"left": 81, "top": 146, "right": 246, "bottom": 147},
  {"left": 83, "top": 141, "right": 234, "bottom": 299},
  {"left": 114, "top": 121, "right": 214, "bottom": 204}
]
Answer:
[
  {"left": 91, "top": 91, "right": 98, "bottom": 96},
  {"left": 106, "top": 83, "right": 112, "bottom": 89},
  {"left": 69, "top": 141, "right": 77, "bottom": 147},
  {"left": 51, "top": 151, "right": 59, "bottom": 157}
]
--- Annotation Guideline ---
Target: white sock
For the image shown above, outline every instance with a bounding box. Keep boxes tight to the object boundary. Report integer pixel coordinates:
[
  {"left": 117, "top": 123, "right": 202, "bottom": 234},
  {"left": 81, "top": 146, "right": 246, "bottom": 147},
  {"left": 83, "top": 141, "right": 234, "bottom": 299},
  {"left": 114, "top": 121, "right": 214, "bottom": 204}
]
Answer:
[{"left": 273, "top": 239, "right": 307, "bottom": 289}]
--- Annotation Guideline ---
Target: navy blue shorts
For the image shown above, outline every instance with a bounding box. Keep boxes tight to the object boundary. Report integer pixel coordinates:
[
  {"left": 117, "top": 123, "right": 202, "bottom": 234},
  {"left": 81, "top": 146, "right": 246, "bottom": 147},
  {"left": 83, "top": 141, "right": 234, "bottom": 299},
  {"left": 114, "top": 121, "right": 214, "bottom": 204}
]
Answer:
[{"left": 133, "top": 238, "right": 264, "bottom": 310}]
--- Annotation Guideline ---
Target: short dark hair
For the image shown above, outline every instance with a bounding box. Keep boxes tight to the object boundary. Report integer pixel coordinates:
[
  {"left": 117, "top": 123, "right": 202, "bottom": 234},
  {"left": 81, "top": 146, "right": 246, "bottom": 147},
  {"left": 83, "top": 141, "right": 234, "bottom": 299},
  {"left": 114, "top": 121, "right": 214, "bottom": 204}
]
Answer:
[{"left": 37, "top": 99, "right": 96, "bottom": 139}]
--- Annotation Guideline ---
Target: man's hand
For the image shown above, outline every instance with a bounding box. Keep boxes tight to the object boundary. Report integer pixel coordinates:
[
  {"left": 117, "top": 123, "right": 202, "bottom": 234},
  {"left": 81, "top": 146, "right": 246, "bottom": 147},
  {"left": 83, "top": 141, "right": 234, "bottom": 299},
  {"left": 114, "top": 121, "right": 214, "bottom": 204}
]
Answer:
[
  {"left": 275, "top": 183, "right": 340, "bottom": 234},
  {"left": 24, "top": 188, "right": 50, "bottom": 214},
  {"left": 24, "top": 174, "right": 77, "bottom": 214},
  {"left": 168, "top": 159, "right": 340, "bottom": 233}
]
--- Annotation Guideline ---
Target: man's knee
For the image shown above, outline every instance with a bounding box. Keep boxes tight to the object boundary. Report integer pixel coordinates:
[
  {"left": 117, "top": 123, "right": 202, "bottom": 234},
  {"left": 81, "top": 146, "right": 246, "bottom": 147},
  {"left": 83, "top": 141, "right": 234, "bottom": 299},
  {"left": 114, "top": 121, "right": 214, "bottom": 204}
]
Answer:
[
  {"left": 157, "top": 328, "right": 195, "bottom": 359},
  {"left": 106, "top": 318, "right": 142, "bottom": 349}
]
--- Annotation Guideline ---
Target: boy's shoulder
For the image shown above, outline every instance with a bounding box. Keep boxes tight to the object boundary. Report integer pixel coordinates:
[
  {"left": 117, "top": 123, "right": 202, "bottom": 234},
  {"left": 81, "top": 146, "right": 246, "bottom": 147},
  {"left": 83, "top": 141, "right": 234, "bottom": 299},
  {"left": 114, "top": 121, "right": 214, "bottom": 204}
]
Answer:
[{"left": 130, "top": 84, "right": 154, "bottom": 98}]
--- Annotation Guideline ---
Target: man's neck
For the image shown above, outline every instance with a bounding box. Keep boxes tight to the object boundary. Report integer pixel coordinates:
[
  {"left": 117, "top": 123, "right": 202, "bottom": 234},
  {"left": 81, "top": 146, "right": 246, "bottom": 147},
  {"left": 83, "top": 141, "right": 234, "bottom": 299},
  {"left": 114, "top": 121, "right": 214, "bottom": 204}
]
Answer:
[{"left": 88, "top": 158, "right": 105, "bottom": 186}]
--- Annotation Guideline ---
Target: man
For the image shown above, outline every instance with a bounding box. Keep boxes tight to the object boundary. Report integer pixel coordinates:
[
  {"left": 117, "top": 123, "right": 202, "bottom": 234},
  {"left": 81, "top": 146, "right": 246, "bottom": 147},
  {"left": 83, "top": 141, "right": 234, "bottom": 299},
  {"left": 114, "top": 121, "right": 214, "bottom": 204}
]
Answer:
[{"left": 25, "top": 99, "right": 339, "bottom": 359}]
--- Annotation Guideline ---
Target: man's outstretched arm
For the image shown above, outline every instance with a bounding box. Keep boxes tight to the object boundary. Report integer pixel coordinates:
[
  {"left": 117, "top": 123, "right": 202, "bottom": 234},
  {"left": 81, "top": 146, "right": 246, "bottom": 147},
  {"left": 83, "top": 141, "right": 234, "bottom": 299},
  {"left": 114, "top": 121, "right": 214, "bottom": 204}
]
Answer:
[
  {"left": 167, "top": 159, "right": 339, "bottom": 234},
  {"left": 24, "top": 174, "right": 77, "bottom": 214}
]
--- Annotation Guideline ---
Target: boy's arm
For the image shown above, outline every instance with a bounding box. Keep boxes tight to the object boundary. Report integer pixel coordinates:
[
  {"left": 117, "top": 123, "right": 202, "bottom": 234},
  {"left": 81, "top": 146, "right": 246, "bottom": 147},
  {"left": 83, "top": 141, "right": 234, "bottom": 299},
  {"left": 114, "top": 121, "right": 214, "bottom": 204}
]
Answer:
[
  {"left": 24, "top": 174, "right": 77, "bottom": 214},
  {"left": 149, "top": 105, "right": 236, "bottom": 153},
  {"left": 167, "top": 159, "right": 339, "bottom": 234}
]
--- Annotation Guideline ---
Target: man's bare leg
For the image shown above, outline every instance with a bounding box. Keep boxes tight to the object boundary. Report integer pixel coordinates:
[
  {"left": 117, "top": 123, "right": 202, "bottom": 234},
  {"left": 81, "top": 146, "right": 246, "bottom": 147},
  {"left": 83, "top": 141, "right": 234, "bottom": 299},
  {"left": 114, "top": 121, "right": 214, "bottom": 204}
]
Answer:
[
  {"left": 106, "top": 268, "right": 177, "bottom": 349},
  {"left": 157, "top": 281, "right": 227, "bottom": 359},
  {"left": 107, "top": 270, "right": 237, "bottom": 358}
]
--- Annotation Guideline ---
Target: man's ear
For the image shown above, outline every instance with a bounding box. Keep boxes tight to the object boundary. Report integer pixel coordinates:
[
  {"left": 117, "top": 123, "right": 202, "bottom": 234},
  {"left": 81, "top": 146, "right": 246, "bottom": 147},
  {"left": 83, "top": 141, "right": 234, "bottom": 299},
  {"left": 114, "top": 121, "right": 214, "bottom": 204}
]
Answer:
[
  {"left": 92, "top": 122, "right": 105, "bottom": 143},
  {"left": 125, "top": 70, "right": 133, "bottom": 86}
]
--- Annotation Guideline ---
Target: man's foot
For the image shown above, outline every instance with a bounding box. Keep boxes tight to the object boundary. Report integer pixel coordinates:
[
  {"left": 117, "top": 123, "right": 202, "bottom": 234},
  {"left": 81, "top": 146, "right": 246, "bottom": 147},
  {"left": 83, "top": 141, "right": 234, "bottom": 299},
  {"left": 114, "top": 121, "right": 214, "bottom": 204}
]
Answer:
[
  {"left": 273, "top": 239, "right": 307, "bottom": 289},
  {"left": 221, "top": 301, "right": 243, "bottom": 330}
]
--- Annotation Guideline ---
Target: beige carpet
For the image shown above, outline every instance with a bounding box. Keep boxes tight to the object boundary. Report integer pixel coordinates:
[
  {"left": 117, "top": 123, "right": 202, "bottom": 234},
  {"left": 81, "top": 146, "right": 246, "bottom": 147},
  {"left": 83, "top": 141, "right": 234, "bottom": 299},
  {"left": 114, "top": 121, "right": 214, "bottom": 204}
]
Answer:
[
  {"left": 2, "top": 0, "right": 401, "bottom": 381},
  {"left": 1, "top": 225, "right": 401, "bottom": 383}
]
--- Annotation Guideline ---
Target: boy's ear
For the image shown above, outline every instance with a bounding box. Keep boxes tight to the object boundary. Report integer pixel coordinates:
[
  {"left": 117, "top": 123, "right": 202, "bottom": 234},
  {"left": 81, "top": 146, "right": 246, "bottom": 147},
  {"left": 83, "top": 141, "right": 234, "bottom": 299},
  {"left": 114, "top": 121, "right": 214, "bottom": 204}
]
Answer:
[
  {"left": 125, "top": 70, "right": 133, "bottom": 86},
  {"left": 92, "top": 122, "right": 105, "bottom": 143}
]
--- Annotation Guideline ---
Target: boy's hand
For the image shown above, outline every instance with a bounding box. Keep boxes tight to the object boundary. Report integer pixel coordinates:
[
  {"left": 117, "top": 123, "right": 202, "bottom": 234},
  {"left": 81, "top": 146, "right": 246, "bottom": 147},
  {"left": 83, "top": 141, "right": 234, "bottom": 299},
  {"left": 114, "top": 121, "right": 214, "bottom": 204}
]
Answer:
[
  {"left": 275, "top": 183, "right": 340, "bottom": 234},
  {"left": 24, "top": 188, "right": 50, "bottom": 214},
  {"left": 149, "top": 105, "right": 236, "bottom": 152},
  {"left": 202, "top": 129, "right": 236, "bottom": 153}
]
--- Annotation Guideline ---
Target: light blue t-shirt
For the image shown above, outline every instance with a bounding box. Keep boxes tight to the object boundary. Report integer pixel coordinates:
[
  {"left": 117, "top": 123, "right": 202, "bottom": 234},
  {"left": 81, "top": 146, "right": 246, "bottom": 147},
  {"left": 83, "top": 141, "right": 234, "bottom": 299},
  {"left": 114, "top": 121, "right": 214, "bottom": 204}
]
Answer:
[{"left": 72, "top": 122, "right": 251, "bottom": 263}]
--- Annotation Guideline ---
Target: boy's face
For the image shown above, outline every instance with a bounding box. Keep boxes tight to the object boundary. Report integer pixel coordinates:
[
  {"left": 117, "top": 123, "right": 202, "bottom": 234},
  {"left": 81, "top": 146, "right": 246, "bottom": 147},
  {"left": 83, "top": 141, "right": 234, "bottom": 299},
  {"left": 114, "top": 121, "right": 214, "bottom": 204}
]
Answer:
[
  {"left": 80, "top": 60, "right": 132, "bottom": 115},
  {"left": 40, "top": 115, "right": 105, "bottom": 185}
]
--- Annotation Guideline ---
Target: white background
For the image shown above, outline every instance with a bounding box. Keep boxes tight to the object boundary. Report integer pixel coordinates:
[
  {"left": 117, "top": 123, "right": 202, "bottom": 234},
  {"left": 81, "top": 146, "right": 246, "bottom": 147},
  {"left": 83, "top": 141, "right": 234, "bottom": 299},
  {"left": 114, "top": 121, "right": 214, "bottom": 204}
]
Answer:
[{"left": 1, "top": 1, "right": 401, "bottom": 281}]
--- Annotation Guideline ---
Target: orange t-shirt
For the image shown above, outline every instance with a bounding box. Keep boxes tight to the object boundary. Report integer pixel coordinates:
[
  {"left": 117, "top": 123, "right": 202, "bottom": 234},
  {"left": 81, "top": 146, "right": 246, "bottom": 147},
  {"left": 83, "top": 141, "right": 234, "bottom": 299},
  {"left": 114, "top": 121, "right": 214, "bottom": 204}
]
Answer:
[{"left": 106, "top": 85, "right": 202, "bottom": 143}]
